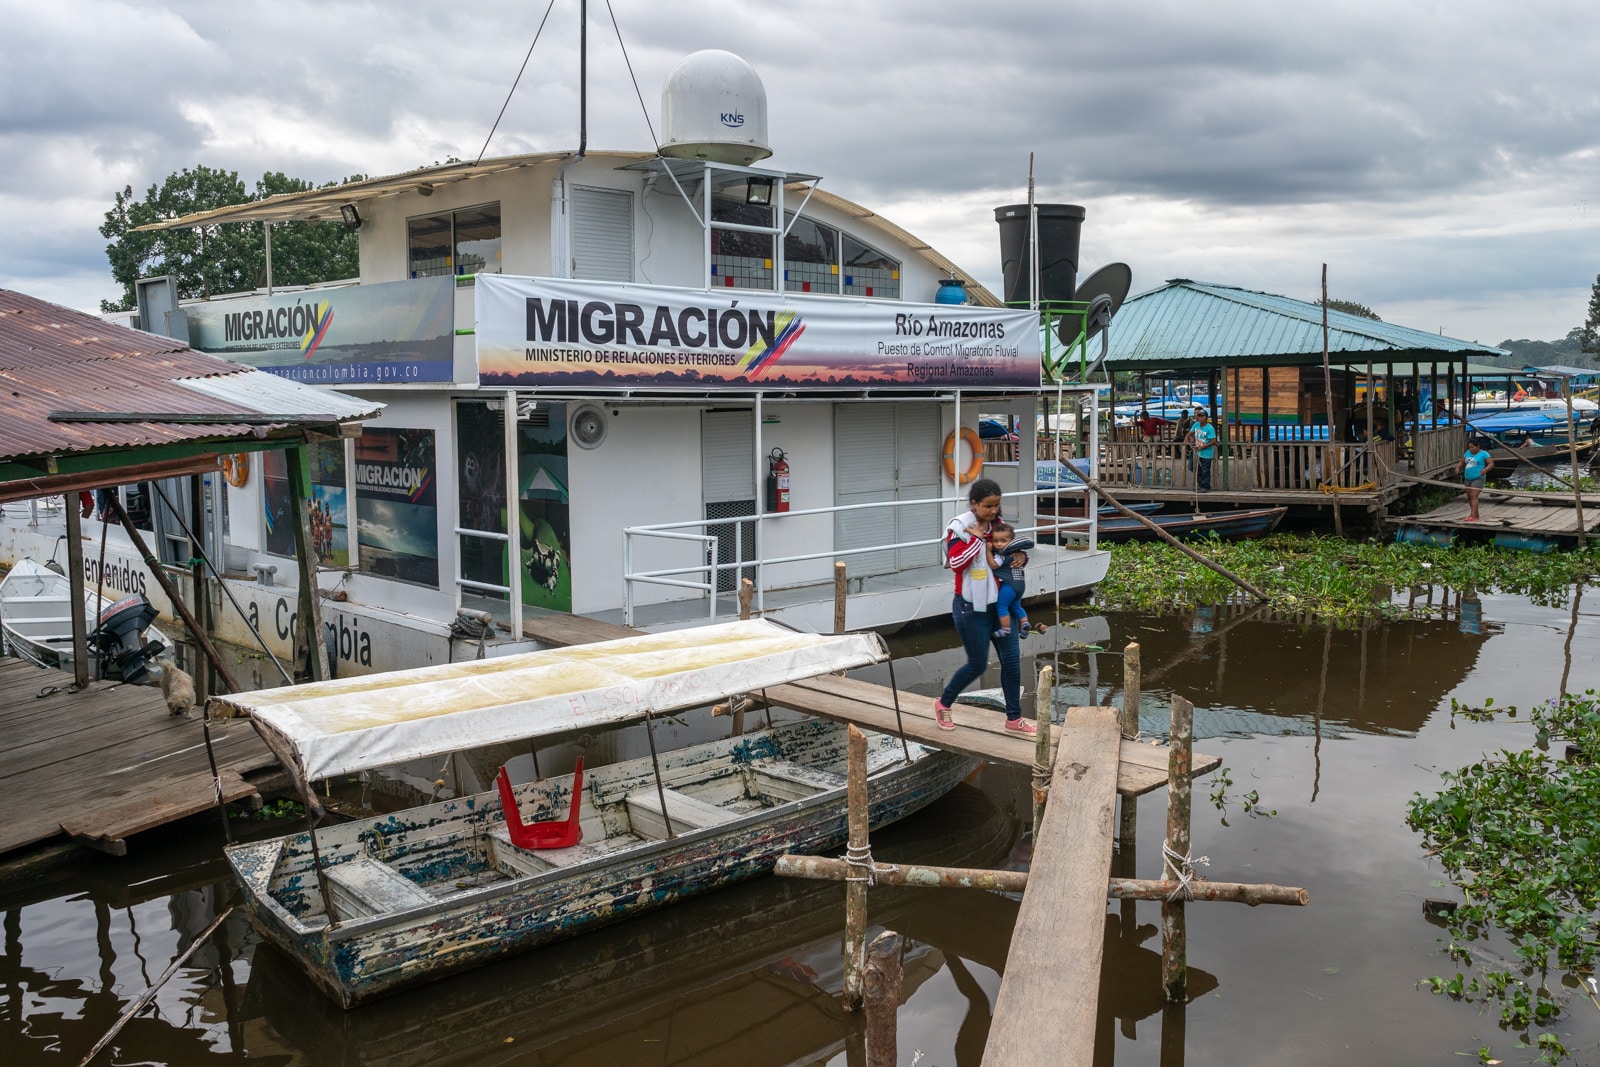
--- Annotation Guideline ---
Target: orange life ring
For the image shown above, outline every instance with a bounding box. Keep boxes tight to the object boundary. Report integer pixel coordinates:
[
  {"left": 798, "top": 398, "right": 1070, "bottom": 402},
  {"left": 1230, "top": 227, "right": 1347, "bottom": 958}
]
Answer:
[
  {"left": 222, "top": 453, "right": 250, "bottom": 489},
  {"left": 941, "top": 427, "right": 984, "bottom": 485}
]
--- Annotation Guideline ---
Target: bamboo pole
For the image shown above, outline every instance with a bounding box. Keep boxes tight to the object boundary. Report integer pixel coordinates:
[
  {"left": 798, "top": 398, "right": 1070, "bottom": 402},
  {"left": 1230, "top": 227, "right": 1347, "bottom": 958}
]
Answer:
[
  {"left": 108, "top": 495, "right": 239, "bottom": 693},
  {"left": 188, "top": 473, "right": 210, "bottom": 703},
  {"left": 1032, "top": 664, "right": 1054, "bottom": 841},
  {"left": 773, "top": 855, "right": 1308, "bottom": 905},
  {"left": 1073, "top": 477, "right": 1271, "bottom": 601},
  {"left": 1563, "top": 377, "right": 1588, "bottom": 549},
  {"left": 738, "top": 577, "right": 754, "bottom": 620},
  {"left": 77, "top": 907, "right": 235, "bottom": 1067},
  {"left": 1321, "top": 265, "right": 1343, "bottom": 535},
  {"left": 1162, "top": 694, "right": 1195, "bottom": 1002},
  {"left": 287, "top": 446, "right": 330, "bottom": 682},
  {"left": 843, "top": 723, "right": 869, "bottom": 1011},
  {"left": 863, "top": 931, "right": 902, "bottom": 1067},
  {"left": 834, "top": 561, "right": 848, "bottom": 634}
]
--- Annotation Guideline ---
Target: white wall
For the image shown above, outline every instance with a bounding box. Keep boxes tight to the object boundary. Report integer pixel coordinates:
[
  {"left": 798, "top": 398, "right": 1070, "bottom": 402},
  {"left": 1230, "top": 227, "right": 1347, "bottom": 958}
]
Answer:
[{"left": 566, "top": 403, "right": 703, "bottom": 613}]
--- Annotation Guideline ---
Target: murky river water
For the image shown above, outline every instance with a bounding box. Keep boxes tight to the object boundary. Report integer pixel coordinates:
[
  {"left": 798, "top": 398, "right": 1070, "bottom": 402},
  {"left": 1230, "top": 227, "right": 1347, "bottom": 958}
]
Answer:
[{"left": 4, "top": 588, "right": 1598, "bottom": 1066}]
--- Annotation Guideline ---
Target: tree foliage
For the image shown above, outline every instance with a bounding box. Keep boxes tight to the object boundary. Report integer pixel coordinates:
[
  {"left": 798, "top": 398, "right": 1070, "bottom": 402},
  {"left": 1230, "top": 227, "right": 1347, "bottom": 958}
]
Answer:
[
  {"left": 100, "top": 166, "right": 363, "bottom": 312},
  {"left": 1581, "top": 273, "right": 1600, "bottom": 359},
  {"left": 1317, "top": 297, "right": 1382, "bottom": 321}
]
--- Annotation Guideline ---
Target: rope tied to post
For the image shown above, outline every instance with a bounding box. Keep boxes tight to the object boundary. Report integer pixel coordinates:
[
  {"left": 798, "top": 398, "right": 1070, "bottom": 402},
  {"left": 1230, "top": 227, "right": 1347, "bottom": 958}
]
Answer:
[
  {"left": 845, "top": 843, "right": 877, "bottom": 887},
  {"left": 1161, "top": 841, "right": 1210, "bottom": 901}
]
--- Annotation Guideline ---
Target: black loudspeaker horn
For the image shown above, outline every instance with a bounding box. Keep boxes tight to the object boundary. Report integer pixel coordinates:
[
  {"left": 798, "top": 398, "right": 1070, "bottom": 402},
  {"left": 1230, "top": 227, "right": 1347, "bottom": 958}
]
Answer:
[{"left": 994, "top": 203, "right": 1086, "bottom": 306}]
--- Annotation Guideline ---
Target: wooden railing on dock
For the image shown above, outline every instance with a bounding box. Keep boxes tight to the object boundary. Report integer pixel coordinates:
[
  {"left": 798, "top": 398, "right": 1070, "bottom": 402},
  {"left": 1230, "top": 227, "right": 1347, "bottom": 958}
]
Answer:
[
  {"left": 1412, "top": 423, "right": 1464, "bottom": 474},
  {"left": 1098, "top": 439, "right": 1395, "bottom": 492}
]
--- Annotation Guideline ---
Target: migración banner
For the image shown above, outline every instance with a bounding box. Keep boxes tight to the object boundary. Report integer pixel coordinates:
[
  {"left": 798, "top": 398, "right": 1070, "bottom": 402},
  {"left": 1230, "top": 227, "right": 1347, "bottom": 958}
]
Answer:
[
  {"left": 186, "top": 277, "right": 455, "bottom": 385},
  {"left": 475, "top": 274, "right": 1041, "bottom": 389}
]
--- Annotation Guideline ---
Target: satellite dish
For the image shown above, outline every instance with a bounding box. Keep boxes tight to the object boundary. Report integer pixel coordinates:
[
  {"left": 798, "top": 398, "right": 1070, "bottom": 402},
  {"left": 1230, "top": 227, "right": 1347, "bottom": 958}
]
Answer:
[{"left": 1056, "top": 262, "right": 1132, "bottom": 345}]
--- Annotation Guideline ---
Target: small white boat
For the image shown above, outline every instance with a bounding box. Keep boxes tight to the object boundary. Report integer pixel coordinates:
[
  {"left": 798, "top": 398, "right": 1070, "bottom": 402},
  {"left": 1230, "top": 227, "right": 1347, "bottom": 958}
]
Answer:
[
  {"left": 0, "top": 558, "right": 169, "bottom": 682},
  {"left": 217, "top": 619, "right": 974, "bottom": 1008}
]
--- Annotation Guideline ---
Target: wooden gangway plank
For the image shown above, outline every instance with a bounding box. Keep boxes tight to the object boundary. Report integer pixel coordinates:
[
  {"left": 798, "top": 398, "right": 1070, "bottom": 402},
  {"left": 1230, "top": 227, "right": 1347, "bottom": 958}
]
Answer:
[
  {"left": 982, "top": 706, "right": 1121, "bottom": 1066},
  {"left": 525, "top": 614, "right": 1220, "bottom": 789},
  {"left": 0, "top": 658, "right": 276, "bottom": 858}
]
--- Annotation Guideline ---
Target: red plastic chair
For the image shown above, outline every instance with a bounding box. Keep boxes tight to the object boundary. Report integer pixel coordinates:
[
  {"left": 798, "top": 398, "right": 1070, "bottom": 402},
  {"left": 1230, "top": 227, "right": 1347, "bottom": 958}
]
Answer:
[{"left": 496, "top": 757, "right": 584, "bottom": 849}]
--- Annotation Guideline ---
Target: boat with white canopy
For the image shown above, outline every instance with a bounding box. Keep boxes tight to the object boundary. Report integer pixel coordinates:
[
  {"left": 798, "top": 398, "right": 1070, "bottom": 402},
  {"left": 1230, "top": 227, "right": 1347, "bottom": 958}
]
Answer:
[{"left": 218, "top": 619, "right": 972, "bottom": 1007}]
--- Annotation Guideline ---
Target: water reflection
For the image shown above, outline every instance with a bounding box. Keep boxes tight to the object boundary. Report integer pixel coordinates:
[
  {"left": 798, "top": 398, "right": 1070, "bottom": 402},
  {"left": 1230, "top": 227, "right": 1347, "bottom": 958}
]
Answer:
[{"left": 3, "top": 587, "right": 1597, "bottom": 1066}]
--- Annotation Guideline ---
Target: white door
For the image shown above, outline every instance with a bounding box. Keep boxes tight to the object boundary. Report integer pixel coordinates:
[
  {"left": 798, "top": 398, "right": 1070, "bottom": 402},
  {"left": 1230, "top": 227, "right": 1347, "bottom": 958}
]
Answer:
[
  {"left": 834, "top": 403, "right": 942, "bottom": 578},
  {"left": 571, "top": 187, "right": 634, "bottom": 282}
]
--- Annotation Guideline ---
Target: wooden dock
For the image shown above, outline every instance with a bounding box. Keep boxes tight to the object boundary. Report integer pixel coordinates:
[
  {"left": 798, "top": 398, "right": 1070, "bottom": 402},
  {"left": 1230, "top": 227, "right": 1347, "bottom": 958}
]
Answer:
[
  {"left": 524, "top": 615, "right": 1220, "bottom": 792},
  {"left": 983, "top": 706, "right": 1121, "bottom": 1064},
  {"left": 0, "top": 658, "right": 278, "bottom": 859},
  {"left": 1392, "top": 497, "right": 1600, "bottom": 538}
]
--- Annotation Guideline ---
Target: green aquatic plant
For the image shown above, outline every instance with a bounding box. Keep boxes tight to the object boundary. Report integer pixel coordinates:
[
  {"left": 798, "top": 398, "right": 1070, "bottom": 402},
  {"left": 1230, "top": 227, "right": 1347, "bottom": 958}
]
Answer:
[
  {"left": 1407, "top": 689, "right": 1600, "bottom": 1064},
  {"left": 1092, "top": 534, "right": 1599, "bottom": 623}
]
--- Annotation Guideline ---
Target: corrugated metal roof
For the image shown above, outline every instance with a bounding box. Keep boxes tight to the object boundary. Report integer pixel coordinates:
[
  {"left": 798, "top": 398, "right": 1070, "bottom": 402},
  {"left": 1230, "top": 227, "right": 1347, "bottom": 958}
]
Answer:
[
  {"left": 1100, "top": 280, "right": 1508, "bottom": 370},
  {"left": 131, "top": 150, "right": 1004, "bottom": 307},
  {"left": 0, "top": 289, "right": 380, "bottom": 465}
]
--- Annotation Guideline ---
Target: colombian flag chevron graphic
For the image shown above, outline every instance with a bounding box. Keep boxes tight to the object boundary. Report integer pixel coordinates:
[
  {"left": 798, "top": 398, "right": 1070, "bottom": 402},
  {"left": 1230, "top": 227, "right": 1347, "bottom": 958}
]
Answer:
[
  {"left": 740, "top": 309, "right": 805, "bottom": 379},
  {"left": 301, "top": 302, "right": 334, "bottom": 360}
]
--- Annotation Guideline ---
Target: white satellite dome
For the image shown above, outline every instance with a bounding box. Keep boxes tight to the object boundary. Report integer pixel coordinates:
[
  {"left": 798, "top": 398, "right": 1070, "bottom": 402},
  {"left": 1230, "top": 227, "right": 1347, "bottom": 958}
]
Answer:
[{"left": 659, "top": 50, "right": 772, "bottom": 166}]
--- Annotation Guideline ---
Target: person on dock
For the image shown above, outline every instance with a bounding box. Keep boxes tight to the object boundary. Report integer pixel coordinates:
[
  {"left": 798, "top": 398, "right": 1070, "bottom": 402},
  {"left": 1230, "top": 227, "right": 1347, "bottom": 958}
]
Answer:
[
  {"left": 1186, "top": 409, "right": 1217, "bottom": 492},
  {"left": 933, "top": 478, "right": 1032, "bottom": 735},
  {"left": 1455, "top": 439, "right": 1493, "bottom": 522}
]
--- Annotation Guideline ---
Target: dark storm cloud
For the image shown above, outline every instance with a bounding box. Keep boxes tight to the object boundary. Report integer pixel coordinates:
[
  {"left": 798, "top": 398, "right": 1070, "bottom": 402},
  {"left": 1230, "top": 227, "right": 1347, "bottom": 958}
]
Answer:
[{"left": 1, "top": 0, "right": 1596, "bottom": 339}]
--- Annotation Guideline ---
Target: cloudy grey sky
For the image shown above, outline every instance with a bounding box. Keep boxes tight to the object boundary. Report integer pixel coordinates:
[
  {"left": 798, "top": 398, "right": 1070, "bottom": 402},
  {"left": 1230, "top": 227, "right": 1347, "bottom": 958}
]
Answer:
[{"left": 2, "top": 0, "right": 1596, "bottom": 344}]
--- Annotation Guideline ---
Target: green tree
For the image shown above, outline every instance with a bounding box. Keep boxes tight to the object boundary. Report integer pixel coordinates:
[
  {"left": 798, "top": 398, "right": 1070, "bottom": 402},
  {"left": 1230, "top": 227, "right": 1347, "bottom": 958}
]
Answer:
[
  {"left": 100, "top": 166, "right": 364, "bottom": 312},
  {"left": 1317, "top": 298, "right": 1382, "bottom": 321},
  {"left": 1580, "top": 274, "right": 1600, "bottom": 358},
  {"left": 253, "top": 172, "right": 362, "bottom": 289}
]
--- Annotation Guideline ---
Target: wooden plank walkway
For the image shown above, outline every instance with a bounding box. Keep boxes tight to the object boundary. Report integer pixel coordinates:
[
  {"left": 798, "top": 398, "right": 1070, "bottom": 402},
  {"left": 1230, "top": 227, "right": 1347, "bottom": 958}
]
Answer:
[
  {"left": 982, "top": 706, "right": 1121, "bottom": 1066},
  {"left": 526, "top": 615, "right": 1220, "bottom": 792},
  {"left": 0, "top": 657, "right": 277, "bottom": 858},
  {"left": 1392, "top": 498, "right": 1600, "bottom": 537}
]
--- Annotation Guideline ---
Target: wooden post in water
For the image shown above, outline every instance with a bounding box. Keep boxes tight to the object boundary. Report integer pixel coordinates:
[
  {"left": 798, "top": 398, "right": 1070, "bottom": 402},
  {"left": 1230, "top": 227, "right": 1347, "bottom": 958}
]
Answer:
[
  {"left": 842, "top": 723, "right": 869, "bottom": 1011},
  {"left": 1120, "top": 642, "right": 1141, "bottom": 852},
  {"left": 1320, "top": 265, "right": 1343, "bottom": 536},
  {"left": 64, "top": 495, "right": 90, "bottom": 689},
  {"left": 834, "top": 561, "right": 848, "bottom": 634},
  {"left": 733, "top": 578, "right": 755, "bottom": 735},
  {"left": 1562, "top": 377, "right": 1587, "bottom": 549},
  {"left": 863, "top": 930, "right": 902, "bottom": 1067},
  {"left": 1162, "top": 694, "right": 1195, "bottom": 1001},
  {"left": 1032, "top": 664, "right": 1054, "bottom": 841}
]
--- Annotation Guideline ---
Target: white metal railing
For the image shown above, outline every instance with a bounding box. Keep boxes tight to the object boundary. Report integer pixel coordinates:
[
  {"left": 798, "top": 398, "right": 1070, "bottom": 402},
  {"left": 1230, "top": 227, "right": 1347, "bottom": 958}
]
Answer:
[{"left": 621, "top": 484, "right": 1099, "bottom": 626}]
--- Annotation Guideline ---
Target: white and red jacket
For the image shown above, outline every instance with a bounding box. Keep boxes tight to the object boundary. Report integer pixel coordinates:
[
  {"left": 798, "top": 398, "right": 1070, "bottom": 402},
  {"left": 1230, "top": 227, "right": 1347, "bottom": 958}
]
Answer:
[{"left": 945, "top": 511, "right": 997, "bottom": 610}]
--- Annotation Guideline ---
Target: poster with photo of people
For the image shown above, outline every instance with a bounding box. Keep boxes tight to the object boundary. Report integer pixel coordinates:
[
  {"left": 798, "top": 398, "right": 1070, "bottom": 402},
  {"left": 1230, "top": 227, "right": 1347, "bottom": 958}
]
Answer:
[
  {"left": 262, "top": 443, "right": 349, "bottom": 567},
  {"left": 354, "top": 428, "right": 439, "bottom": 587}
]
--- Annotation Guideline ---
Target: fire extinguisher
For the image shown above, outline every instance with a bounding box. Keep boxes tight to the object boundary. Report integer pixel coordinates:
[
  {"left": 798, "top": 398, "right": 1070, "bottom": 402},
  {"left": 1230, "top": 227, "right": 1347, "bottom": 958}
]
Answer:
[{"left": 766, "top": 448, "right": 791, "bottom": 513}]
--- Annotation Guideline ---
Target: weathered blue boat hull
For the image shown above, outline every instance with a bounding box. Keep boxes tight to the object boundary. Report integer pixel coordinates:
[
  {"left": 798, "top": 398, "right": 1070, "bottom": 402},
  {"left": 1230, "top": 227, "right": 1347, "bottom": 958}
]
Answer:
[{"left": 228, "top": 722, "right": 973, "bottom": 1008}]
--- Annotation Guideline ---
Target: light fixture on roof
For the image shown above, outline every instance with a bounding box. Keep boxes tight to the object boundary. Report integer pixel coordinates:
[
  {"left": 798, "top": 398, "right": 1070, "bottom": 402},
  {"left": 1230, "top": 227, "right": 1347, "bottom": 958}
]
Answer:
[
  {"left": 340, "top": 203, "right": 362, "bottom": 228},
  {"left": 744, "top": 177, "right": 774, "bottom": 206}
]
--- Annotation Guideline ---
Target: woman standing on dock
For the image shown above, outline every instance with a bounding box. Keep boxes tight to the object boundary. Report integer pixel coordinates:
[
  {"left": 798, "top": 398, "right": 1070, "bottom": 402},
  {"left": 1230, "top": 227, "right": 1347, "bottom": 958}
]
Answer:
[
  {"left": 932, "top": 478, "right": 1033, "bottom": 735},
  {"left": 1456, "top": 439, "right": 1493, "bottom": 522}
]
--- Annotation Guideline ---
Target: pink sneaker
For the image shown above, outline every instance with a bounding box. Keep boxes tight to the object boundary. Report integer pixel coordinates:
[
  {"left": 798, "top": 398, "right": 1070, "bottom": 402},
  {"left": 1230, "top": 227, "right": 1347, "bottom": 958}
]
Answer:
[
  {"left": 1004, "top": 717, "right": 1038, "bottom": 735},
  {"left": 933, "top": 699, "right": 956, "bottom": 731}
]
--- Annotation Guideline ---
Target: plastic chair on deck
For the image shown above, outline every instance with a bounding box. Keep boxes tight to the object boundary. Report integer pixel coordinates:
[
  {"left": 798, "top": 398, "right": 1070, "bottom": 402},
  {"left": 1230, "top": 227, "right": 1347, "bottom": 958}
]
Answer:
[{"left": 496, "top": 758, "right": 585, "bottom": 849}]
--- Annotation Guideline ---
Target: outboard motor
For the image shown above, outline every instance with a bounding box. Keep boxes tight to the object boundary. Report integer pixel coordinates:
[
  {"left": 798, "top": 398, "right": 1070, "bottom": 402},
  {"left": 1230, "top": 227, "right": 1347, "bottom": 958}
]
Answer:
[{"left": 92, "top": 595, "right": 163, "bottom": 684}]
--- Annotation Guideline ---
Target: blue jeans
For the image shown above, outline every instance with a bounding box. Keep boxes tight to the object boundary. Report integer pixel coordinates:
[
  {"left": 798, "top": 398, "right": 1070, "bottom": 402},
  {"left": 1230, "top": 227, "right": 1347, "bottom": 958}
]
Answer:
[
  {"left": 1196, "top": 456, "right": 1213, "bottom": 491},
  {"left": 939, "top": 595, "right": 1023, "bottom": 720}
]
